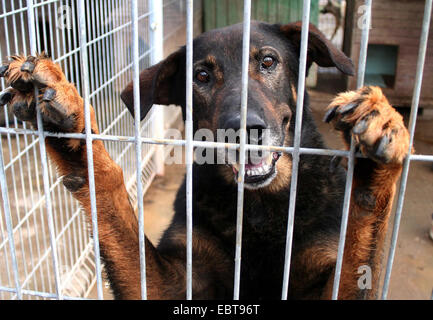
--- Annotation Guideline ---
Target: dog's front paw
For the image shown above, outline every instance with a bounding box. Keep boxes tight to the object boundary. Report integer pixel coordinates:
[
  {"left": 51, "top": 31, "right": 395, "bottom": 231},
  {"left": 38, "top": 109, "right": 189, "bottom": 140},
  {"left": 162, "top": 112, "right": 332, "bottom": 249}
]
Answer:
[
  {"left": 0, "top": 53, "right": 86, "bottom": 135},
  {"left": 325, "top": 86, "right": 410, "bottom": 165}
]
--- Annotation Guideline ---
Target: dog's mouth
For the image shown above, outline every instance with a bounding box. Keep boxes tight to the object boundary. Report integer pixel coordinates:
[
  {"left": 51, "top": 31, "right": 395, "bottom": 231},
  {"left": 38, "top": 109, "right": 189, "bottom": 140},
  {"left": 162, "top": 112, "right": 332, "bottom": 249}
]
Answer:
[{"left": 229, "top": 151, "right": 281, "bottom": 189}]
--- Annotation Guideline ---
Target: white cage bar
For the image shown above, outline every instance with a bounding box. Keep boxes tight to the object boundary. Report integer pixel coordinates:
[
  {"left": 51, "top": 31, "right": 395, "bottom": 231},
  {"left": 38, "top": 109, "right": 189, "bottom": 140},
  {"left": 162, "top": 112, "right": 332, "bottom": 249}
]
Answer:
[
  {"left": 0, "top": 0, "right": 187, "bottom": 300},
  {"left": 0, "top": 0, "right": 432, "bottom": 300}
]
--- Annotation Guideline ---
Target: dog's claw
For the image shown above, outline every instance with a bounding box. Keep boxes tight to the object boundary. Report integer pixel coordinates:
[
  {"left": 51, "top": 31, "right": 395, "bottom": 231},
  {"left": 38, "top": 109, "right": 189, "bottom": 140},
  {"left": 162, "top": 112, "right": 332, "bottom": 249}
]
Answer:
[
  {"left": 329, "top": 155, "right": 343, "bottom": 173},
  {"left": 375, "top": 135, "right": 390, "bottom": 161},
  {"left": 43, "top": 88, "right": 56, "bottom": 101},
  {"left": 21, "top": 61, "right": 35, "bottom": 73},
  {"left": 323, "top": 107, "right": 337, "bottom": 123},
  {"left": 0, "top": 65, "right": 9, "bottom": 77},
  {"left": 353, "top": 119, "right": 368, "bottom": 135},
  {"left": 0, "top": 87, "right": 14, "bottom": 106},
  {"left": 338, "top": 102, "right": 357, "bottom": 114}
]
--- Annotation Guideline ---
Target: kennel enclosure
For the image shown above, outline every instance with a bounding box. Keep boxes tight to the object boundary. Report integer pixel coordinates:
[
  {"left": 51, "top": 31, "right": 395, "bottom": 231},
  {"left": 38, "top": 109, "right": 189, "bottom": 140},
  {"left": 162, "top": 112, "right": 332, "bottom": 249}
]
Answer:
[{"left": 0, "top": 0, "right": 432, "bottom": 300}]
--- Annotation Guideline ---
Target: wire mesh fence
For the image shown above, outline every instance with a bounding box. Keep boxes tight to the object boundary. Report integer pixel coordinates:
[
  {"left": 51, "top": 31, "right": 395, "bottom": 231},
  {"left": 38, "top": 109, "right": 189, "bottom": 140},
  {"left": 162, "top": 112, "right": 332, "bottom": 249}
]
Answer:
[
  {"left": 0, "top": 0, "right": 432, "bottom": 300},
  {"left": 0, "top": 0, "right": 197, "bottom": 300}
]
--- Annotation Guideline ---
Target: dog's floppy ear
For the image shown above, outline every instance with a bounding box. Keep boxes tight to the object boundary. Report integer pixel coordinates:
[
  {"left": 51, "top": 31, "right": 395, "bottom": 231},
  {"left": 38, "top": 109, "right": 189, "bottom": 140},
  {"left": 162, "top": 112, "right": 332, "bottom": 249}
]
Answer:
[
  {"left": 280, "top": 21, "right": 354, "bottom": 76},
  {"left": 121, "top": 49, "right": 185, "bottom": 121}
]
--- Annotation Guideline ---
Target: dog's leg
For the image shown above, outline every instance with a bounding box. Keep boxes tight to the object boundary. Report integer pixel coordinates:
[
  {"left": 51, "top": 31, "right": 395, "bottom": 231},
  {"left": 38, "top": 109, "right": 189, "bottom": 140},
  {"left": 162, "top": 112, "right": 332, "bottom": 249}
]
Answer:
[
  {"left": 323, "top": 86, "right": 410, "bottom": 299},
  {"left": 0, "top": 54, "right": 184, "bottom": 299}
]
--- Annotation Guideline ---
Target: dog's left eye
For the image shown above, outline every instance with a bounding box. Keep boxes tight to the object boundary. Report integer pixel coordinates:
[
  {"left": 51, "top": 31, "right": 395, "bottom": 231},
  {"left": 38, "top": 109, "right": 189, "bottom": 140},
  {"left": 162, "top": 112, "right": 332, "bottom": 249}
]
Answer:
[
  {"left": 261, "top": 56, "right": 275, "bottom": 69},
  {"left": 196, "top": 70, "right": 210, "bottom": 83}
]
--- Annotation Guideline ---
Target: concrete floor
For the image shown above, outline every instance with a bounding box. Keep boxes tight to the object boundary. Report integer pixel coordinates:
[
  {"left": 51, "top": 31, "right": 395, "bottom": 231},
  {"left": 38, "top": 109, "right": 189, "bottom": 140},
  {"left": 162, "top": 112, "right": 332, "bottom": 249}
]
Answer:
[{"left": 105, "top": 72, "right": 433, "bottom": 300}]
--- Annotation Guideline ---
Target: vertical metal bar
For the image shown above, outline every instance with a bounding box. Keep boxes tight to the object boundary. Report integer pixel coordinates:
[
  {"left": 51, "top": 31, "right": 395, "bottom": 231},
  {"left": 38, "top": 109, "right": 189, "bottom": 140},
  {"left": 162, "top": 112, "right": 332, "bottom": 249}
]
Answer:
[
  {"left": 0, "top": 207, "right": 12, "bottom": 299},
  {"left": 185, "top": 0, "right": 194, "bottom": 301},
  {"left": 0, "top": 142, "right": 22, "bottom": 299},
  {"left": 381, "top": 0, "right": 432, "bottom": 300},
  {"left": 233, "top": 0, "right": 251, "bottom": 301},
  {"left": 2, "top": 0, "right": 30, "bottom": 285},
  {"left": 47, "top": 0, "right": 68, "bottom": 279},
  {"left": 77, "top": 0, "right": 104, "bottom": 300},
  {"left": 101, "top": 0, "right": 111, "bottom": 136},
  {"left": 57, "top": 0, "right": 75, "bottom": 269},
  {"left": 132, "top": 0, "right": 147, "bottom": 300},
  {"left": 330, "top": 145, "right": 356, "bottom": 300},
  {"left": 9, "top": 0, "right": 34, "bottom": 274},
  {"left": 27, "top": 0, "right": 63, "bottom": 300},
  {"left": 356, "top": 0, "right": 372, "bottom": 89},
  {"left": 149, "top": 0, "right": 165, "bottom": 176},
  {"left": 281, "top": 0, "right": 310, "bottom": 300},
  {"left": 70, "top": 0, "right": 87, "bottom": 269},
  {"left": 93, "top": 1, "right": 105, "bottom": 133},
  {"left": 331, "top": 0, "right": 372, "bottom": 300}
]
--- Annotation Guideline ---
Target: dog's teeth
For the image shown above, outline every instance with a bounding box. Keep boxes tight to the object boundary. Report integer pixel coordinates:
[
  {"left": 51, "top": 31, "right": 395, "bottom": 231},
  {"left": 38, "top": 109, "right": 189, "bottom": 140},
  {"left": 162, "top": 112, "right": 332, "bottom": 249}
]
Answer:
[{"left": 242, "top": 161, "right": 274, "bottom": 179}]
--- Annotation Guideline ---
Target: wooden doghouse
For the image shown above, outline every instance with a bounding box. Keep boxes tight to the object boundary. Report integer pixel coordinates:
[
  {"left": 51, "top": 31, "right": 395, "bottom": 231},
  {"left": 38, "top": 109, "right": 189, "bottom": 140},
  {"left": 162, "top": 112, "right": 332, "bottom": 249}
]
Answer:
[{"left": 344, "top": 0, "right": 433, "bottom": 108}]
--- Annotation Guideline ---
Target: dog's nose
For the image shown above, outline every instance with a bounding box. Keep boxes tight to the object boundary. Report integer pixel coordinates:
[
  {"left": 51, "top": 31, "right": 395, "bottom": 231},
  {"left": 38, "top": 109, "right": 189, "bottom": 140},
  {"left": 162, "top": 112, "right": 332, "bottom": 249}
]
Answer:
[{"left": 222, "top": 113, "right": 267, "bottom": 145}]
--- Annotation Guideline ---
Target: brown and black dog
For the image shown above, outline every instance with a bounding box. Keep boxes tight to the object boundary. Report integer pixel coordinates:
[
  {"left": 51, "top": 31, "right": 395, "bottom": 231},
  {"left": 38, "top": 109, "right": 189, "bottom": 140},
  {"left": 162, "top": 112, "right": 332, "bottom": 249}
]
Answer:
[{"left": 0, "top": 21, "right": 409, "bottom": 300}]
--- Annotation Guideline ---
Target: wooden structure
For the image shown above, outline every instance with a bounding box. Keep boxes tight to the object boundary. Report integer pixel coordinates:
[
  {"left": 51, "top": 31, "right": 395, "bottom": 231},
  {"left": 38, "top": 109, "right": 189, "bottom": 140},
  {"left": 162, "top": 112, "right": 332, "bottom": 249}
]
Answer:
[
  {"left": 203, "top": 0, "right": 319, "bottom": 31},
  {"left": 344, "top": 0, "right": 433, "bottom": 108}
]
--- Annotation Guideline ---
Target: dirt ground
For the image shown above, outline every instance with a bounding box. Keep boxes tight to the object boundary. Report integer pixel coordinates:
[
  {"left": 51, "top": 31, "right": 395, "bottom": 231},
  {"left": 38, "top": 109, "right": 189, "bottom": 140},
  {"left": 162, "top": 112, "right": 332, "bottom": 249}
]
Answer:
[
  {"left": 309, "top": 73, "right": 433, "bottom": 300},
  {"left": 96, "top": 72, "right": 433, "bottom": 301}
]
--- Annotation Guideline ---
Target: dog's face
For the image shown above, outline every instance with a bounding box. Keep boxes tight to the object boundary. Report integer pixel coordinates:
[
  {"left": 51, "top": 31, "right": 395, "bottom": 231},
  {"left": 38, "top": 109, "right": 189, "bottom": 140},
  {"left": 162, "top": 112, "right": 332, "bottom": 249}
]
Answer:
[{"left": 121, "top": 21, "right": 354, "bottom": 191}]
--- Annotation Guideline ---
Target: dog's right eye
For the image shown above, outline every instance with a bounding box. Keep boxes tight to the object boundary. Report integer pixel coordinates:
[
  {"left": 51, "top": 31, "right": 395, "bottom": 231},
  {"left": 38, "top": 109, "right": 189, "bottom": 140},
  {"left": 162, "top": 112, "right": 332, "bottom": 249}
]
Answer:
[
  {"left": 261, "top": 56, "right": 275, "bottom": 69},
  {"left": 196, "top": 70, "right": 210, "bottom": 83}
]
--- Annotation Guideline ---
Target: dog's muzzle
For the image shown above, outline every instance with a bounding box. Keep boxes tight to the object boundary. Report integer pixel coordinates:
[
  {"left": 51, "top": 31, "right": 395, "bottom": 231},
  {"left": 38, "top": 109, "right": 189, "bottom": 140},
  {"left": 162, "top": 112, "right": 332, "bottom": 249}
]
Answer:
[{"left": 229, "top": 151, "right": 282, "bottom": 189}]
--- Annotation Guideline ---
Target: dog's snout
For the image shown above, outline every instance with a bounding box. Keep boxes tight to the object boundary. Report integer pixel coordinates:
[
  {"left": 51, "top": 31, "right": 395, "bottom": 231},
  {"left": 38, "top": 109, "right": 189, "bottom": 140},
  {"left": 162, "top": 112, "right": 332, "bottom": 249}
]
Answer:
[{"left": 222, "top": 113, "right": 267, "bottom": 143}]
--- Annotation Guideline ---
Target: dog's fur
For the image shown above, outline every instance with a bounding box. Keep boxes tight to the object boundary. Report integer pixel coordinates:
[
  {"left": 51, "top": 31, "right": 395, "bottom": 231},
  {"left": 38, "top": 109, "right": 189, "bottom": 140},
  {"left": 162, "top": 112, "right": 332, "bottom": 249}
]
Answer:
[{"left": 0, "top": 21, "right": 409, "bottom": 300}]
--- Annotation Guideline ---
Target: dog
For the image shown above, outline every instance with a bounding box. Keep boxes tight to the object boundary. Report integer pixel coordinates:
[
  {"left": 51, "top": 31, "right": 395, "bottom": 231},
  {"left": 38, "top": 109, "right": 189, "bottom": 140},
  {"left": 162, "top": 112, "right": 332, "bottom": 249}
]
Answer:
[
  {"left": 320, "top": 0, "right": 342, "bottom": 41},
  {"left": 0, "top": 21, "right": 409, "bottom": 300}
]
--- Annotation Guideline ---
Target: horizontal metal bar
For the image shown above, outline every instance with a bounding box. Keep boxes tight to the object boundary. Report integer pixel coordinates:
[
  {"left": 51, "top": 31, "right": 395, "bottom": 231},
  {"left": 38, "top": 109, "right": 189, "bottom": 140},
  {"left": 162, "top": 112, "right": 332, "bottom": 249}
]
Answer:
[
  {"left": 0, "top": 286, "right": 93, "bottom": 300},
  {"left": 15, "top": 210, "right": 80, "bottom": 293},
  {"left": 33, "top": 0, "right": 61, "bottom": 9},
  {"left": 409, "top": 154, "right": 433, "bottom": 162},
  {"left": 0, "top": 177, "right": 62, "bottom": 250},
  {"left": 10, "top": 207, "right": 85, "bottom": 292},
  {"left": 52, "top": 242, "right": 93, "bottom": 295},
  {"left": 100, "top": 109, "right": 129, "bottom": 134},
  {"left": 163, "top": 0, "right": 180, "bottom": 9},
  {"left": 53, "top": 47, "right": 81, "bottom": 64},
  {"left": 89, "top": 48, "right": 153, "bottom": 99},
  {"left": 85, "top": 12, "right": 152, "bottom": 48},
  {"left": 4, "top": 138, "right": 39, "bottom": 170},
  {"left": 1, "top": 127, "right": 432, "bottom": 161},
  {"left": 0, "top": 7, "right": 28, "bottom": 19}
]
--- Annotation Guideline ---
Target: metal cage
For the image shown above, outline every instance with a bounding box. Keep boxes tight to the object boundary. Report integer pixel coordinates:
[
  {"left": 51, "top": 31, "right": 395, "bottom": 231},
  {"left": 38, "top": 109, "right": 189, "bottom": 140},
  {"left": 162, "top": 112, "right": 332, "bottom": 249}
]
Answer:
[{"left": 0, "top": 0, "right": 432, "bottom": 300}]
